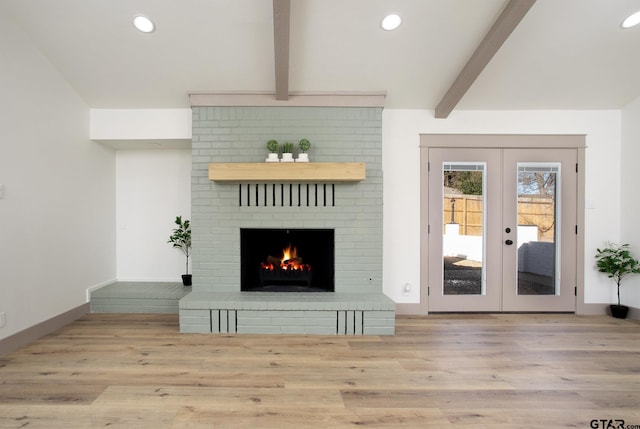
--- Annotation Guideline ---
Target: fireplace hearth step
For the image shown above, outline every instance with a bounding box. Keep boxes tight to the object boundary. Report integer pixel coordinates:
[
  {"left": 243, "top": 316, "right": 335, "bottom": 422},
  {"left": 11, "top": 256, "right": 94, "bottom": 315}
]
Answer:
[
  {"left": 245, "top": 285, "right": 326, "bottom": 292},
  {"left": 179, "top": 291, "right": 395, "bottom": 335}
]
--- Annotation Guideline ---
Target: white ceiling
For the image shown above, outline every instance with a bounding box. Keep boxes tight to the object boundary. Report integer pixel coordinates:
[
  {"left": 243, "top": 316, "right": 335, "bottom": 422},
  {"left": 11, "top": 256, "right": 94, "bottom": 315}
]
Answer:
[{"left": 3, "top": 0, "right": 640, "bottom": 111}]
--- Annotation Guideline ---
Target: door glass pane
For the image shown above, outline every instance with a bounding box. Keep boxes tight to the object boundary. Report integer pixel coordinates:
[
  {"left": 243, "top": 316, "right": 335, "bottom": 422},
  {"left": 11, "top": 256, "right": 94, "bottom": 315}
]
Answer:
[
  {"left": 442, "top": 163, "right": 485, "bottom": 295},
  {"left": 516, "top": 164, "right": 559, "bottom": 295}
]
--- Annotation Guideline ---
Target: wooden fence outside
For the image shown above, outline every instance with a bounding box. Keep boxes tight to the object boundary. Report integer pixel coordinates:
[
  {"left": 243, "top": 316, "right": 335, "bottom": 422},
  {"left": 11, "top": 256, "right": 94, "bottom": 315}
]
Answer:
[{"left": 443, "top": 195, "right": 555, "bottom": 242}]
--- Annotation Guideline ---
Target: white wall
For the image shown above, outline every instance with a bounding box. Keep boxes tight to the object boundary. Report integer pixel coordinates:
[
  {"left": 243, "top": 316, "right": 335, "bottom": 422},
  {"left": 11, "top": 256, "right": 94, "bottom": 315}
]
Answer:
[
  {"left": 621, "top": 96, "right": 640, "bottom": 309},
  {"left": 109, "top": 108, "right": 624, "bottom": 309},
  {"left": 0, "top": 14, "right": 116, "bottom": 340},
  {"left": 382, "top": 109, "right": 622, "bottom": 307},
  {"left": 116, "top": 150, "right": 191, "bottom": 281},
  {"left": 90, "top": 109, "right": 192, "bottom": 141}
]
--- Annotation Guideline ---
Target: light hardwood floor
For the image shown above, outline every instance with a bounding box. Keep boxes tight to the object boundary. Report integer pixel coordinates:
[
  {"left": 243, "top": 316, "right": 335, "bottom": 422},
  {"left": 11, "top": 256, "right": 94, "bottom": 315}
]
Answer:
[{"left": 1, "top": 313, "right": 639, "bottom": 428}]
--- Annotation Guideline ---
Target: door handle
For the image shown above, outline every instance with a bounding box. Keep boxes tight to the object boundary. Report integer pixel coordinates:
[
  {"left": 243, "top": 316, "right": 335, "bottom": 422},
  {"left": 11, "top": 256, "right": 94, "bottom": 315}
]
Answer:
[{"left": 505, "top": 239, "right": 514, "bottom": 245}]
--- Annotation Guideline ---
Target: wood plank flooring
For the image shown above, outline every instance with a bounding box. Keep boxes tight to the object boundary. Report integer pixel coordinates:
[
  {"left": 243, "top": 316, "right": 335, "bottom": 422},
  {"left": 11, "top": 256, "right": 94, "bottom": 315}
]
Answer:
[{"left": 0, "top": 313, "right": 639, "bottom": 428}]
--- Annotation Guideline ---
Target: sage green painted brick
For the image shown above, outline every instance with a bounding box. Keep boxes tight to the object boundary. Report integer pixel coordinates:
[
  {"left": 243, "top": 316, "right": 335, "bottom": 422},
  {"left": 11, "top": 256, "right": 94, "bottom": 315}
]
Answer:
[
  {"left": 180, "top": 105, "right": 394, "bottom": 334},
  {"left": 179, "top": 309, "right": 211, "bottom": 333},
  {"left": 90, "top": 282, "right": 190, "bottom": 314},
  {"left": 180, "top": 325, "right": 211, "bottom": 334}
]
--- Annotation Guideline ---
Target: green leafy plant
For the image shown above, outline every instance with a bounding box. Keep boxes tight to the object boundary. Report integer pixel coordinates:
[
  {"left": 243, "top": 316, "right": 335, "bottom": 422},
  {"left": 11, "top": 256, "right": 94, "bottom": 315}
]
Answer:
[
  {"left": 266, "top": 139, "right": 279, "bottom": 153},
  {"left": 299, "top": 138, "right": 311, "bottom": 153},
  {"left": 168, "top": 216, "right": 191, "bottom": 275},
  {"left": 283, "top": 142, "right": 294, "bottom": 153},
  {"left": 595, "top": 242, "right": 640, "bottom": 306}
]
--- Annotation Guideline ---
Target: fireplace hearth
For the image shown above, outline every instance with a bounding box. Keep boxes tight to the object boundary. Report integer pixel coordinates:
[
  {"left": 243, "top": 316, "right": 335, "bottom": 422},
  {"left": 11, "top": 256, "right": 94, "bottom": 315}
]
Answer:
[{"left": 241, "top": 228, "right": 334, "bottom": 292}]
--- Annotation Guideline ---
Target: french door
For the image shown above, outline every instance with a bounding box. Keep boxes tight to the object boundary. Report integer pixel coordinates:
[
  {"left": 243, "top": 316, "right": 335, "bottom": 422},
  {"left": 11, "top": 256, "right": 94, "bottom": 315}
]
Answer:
[{"left": 427, "top": 147, "right": 577, "bottom": 312}]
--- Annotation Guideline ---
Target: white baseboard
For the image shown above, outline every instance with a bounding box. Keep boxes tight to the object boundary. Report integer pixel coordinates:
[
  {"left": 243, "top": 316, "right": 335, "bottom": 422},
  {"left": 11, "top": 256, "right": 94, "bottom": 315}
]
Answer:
[
  {"left": 85, "top": 278, "right": 117, "bottom": 301},
  {"left": 627, "top": 305, "right": 640, "bottom": 320},
  {"left": 0, "top": 303, "right": 90, "bottom": 357},
  {"left": 396, "top": 301, "right": 640, "bottom": 319}
]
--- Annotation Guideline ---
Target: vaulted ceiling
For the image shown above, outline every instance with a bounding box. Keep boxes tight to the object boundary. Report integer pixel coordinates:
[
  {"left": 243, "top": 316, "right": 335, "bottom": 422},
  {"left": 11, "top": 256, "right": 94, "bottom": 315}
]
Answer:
[{"left": 3, "top": 0, "right": 640, "bottom": 113}]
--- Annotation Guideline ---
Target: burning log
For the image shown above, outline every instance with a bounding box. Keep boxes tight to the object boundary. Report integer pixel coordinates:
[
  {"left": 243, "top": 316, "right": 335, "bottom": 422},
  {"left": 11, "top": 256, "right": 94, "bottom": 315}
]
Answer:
[
  {"left": 266, "top": 255, "right": 305, "bottom": 268},
  {"left": 266, "top": 255, "right": 281, "bottom": 266},
  {"left": 283, "top": 257, "right": 303, "bottom": 266},
  {"left": 262, "top": 244, "right": 311, "bottom": 272}
]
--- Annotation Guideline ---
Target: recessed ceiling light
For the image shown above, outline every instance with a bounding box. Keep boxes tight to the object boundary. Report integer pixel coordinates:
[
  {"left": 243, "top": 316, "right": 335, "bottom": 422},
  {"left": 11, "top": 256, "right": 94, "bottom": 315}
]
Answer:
[
  {"left": 133, "top": 15, "right": 155, "bottom": 33},
  {"left": 381, "top": 14, "right": 402, "bottom": 31},
  {"left": 621, "top": 10, "right": 640, "bottom": 28}
]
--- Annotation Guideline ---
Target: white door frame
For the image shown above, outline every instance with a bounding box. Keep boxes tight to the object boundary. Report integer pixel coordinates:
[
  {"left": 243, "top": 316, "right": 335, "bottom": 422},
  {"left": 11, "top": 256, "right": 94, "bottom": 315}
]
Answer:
[{"left": 417, "top": 134, "right": 586, "bottom": 314}]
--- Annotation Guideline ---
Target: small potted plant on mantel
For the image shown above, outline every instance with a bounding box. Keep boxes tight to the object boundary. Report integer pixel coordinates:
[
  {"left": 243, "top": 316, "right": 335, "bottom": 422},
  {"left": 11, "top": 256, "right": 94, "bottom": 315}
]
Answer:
[
  {"left": 266, "top": 139, "right": 279, "bottom": 162},
  {"left": 168, "top": 216, "right": 192, "bottom": 286},
  {"left": 296, "top": 138, "right": 311, "bottom": 162},
  {"left": 281, "top": 141, "right": 295, "bottom": 163},
  {"left": 595, "top": 242, "right": 640, "bottom": 319}
]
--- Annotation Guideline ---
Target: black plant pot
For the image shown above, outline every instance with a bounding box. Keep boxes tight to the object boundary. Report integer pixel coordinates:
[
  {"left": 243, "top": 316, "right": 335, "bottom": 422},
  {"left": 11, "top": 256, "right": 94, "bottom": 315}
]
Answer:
[
  {"left": 181, "top": 274, "right": 192, "bottom": 286},
  {"left": 610, "top": 304, "right": 629, "bottom": 319}
]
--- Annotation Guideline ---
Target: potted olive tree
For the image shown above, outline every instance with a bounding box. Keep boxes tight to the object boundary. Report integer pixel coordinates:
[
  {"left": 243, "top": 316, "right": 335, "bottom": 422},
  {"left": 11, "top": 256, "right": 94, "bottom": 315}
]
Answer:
[
  {"left": 168, "top": 216, "right": 192, "bottom": 286},
  {"left": 595, "top": 242, "right": 640, "bottom": 319},
  {"left": 296, "top": 138, "right": 311, "bottom": 162},
  {"left": 266, "top": 139, "right": 279, "bottom": 162}
]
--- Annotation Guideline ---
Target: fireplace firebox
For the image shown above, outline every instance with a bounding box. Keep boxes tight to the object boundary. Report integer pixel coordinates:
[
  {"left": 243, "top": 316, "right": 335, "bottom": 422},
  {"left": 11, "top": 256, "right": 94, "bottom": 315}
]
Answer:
[{"left": 240, "top": 228, "right": 334, "bottom": 292}]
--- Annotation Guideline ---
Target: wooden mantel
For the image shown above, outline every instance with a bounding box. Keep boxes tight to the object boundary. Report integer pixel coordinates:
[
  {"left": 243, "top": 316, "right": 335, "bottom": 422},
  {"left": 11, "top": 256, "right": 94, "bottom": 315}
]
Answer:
[{"left": 208, "top": 162, "right": 366, "bottom": 182}]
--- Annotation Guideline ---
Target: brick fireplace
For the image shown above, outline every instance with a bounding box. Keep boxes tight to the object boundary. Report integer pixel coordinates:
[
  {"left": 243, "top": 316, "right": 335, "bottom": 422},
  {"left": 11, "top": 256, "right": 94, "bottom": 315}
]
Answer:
[{"left": 179, "top": 99, "right": 395, "bottom": 335}]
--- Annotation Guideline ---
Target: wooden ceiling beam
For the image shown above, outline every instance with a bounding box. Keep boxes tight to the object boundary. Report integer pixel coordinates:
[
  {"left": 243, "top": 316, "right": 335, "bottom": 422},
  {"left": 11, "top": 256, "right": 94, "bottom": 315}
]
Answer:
[
  {"left": 273, "top": 0, "right": 290, "bottom": 101},
  {"left": 434, "top": 0, "right": 536, "bottom": 118}
]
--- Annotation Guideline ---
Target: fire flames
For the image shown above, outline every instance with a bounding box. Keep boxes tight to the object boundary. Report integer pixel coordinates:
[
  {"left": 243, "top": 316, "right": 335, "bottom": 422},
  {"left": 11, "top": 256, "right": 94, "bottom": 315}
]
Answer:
[{"left": 261, "top": 244, "right": 311, "bottom": 271}]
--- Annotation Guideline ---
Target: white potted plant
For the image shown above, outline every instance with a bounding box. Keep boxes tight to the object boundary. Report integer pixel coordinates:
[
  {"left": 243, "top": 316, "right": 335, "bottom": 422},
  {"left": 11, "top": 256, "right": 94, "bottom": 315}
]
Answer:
[
  {"left": 168, "top": 216, "right": 192, "bottom": 286},
  {"left": 266, "top": 139, "right": 279, "bottom": 162},
  {"left": 595, "top": 242, "right": 640, "bottom": 319},
  {"left": 281, "top": 141, "right": 294, "bottom": 162},
  {"left": 296, "top": 138, "right": 311, "bottom": 162}
]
